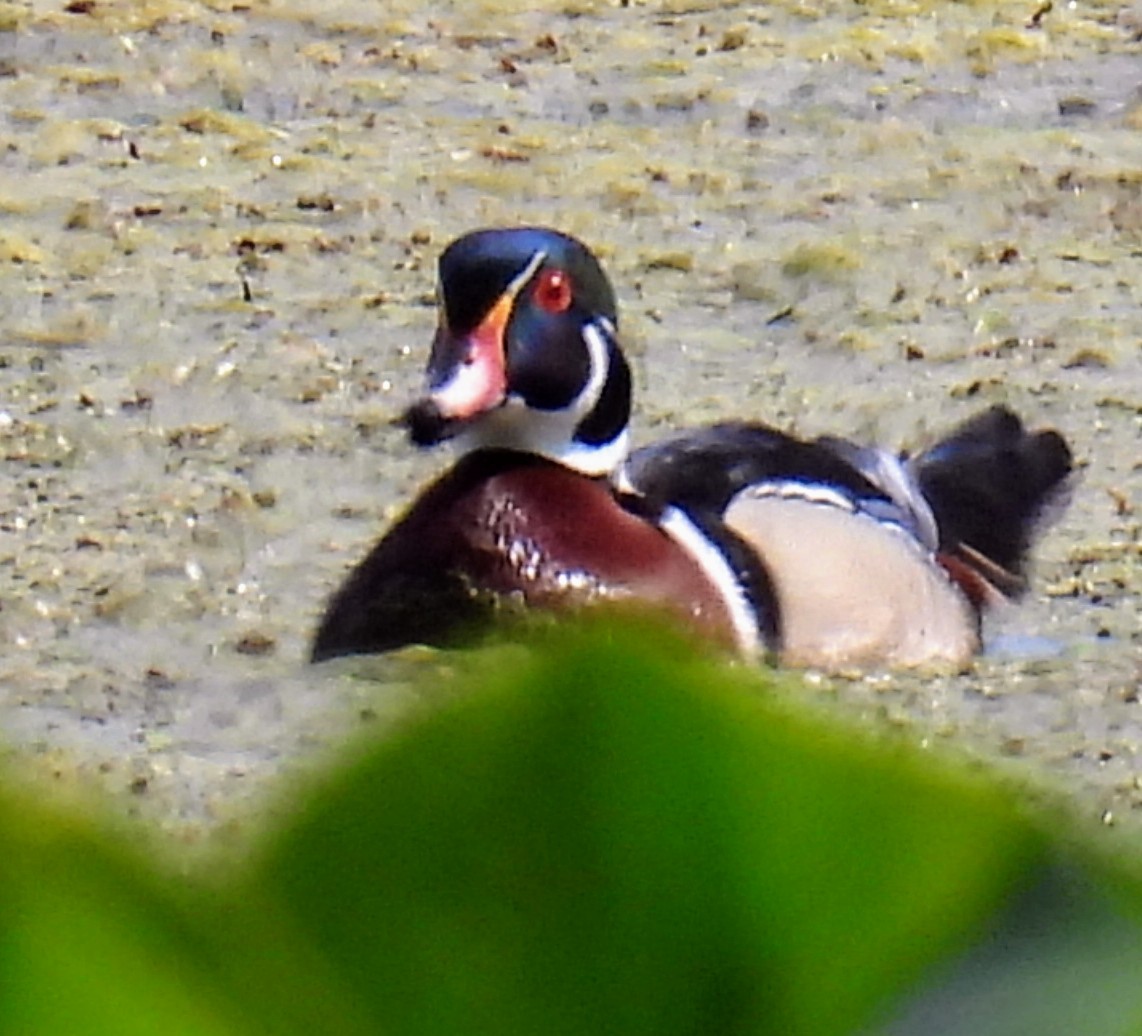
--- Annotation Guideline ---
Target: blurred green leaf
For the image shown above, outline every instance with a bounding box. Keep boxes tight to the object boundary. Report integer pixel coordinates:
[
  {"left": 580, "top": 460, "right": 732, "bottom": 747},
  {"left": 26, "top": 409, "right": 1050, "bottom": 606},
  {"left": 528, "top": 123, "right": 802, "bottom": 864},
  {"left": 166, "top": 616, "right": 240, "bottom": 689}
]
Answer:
[
  {"left": 872, "top": 861, "right": 1142, "bottom": 1035},
  {"left": 254, "top": 620, "right": 1046, "bottom": 1036},
  {"left": 0, "top": 788, "right": 369, "bottom": 1036},
  {"left": 3, "top": 619, "right": 1142, "bottom": 1036},
  {"left": 0, "top": 795, "right": 240, "bottom": 1036}
]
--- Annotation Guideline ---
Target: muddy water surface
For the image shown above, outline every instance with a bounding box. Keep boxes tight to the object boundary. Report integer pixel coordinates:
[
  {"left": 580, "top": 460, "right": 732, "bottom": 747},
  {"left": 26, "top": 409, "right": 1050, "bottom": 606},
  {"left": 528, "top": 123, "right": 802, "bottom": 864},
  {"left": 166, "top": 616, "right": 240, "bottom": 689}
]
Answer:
[{"left": 0, "top": 1, "right": 1139, "bottom": 843}]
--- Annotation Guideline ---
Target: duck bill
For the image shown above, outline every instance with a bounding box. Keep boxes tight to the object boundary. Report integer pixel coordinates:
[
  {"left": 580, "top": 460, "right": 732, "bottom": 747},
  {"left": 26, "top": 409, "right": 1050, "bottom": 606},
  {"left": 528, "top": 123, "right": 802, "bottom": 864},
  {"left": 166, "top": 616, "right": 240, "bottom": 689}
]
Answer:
[{"left": 402, "top": 292, "right": 512, "bottom": 447}]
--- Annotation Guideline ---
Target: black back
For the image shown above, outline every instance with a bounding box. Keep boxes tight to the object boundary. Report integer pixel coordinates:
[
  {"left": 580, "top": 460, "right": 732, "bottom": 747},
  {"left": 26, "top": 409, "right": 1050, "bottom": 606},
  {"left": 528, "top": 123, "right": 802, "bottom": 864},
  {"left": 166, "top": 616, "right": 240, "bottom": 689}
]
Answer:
[
  {"left": 624, "top": 422, "right": 891, "bottom": 520},
  {"left": 624, "top": 406, "right": 1073, "bottom": 600}
]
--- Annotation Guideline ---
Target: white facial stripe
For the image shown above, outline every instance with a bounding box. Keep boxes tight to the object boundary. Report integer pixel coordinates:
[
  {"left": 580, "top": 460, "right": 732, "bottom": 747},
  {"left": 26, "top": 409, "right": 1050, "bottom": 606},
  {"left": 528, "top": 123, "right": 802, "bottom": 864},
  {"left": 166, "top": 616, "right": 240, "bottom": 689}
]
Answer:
[
  {"left": 506, "top": 249, "right": 548, "bottom": 300},
  {"left": 656, "top": 505, "right": 760, "bottom": 658}
]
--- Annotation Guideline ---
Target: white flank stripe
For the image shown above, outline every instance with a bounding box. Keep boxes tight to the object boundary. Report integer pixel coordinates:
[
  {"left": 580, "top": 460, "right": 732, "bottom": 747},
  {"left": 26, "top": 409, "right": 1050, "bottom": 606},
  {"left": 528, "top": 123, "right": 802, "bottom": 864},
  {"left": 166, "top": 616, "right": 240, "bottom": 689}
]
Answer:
[{"left": 657, "top": 505, "right": 760, "bottom": 658}]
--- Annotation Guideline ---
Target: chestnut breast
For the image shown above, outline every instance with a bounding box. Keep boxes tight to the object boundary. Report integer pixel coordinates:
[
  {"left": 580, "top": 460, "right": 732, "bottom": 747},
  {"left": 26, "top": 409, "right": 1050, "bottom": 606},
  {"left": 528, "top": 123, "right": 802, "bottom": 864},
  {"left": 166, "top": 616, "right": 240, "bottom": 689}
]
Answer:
[{"left": 311, "top": 450, "right": 739, "bottom": 660}]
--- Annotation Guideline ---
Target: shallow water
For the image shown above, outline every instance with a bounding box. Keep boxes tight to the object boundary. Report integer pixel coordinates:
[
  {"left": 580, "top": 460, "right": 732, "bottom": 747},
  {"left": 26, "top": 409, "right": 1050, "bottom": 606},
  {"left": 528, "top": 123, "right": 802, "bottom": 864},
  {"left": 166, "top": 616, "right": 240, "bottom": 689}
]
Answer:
[{"left": 0, "top": 1, "right": 1138, "bottom": 840}]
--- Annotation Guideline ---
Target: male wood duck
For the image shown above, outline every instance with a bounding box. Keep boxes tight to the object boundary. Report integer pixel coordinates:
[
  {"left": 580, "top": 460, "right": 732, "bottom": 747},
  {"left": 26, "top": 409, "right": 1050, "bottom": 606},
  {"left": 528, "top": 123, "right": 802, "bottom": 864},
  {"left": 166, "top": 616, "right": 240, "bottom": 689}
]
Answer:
[{"left": 311, "top": 227, "right": 1072, "bottom": 668}]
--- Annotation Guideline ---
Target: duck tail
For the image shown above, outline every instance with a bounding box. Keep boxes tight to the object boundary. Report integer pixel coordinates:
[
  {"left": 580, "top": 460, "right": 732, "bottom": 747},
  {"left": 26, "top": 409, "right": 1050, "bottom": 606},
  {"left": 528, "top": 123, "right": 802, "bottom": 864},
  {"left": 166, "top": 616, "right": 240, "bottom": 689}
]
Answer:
[{"left": 912, "top": 405, "right": 1073, "bottom": 602}]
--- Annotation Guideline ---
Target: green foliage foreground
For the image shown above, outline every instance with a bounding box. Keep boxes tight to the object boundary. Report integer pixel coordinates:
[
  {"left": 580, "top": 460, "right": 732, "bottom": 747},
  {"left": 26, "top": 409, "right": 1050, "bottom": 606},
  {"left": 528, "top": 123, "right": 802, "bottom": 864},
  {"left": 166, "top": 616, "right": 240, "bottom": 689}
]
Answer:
[{"left": 2, "top": 621, "right": 1142, "bottom": 1035}]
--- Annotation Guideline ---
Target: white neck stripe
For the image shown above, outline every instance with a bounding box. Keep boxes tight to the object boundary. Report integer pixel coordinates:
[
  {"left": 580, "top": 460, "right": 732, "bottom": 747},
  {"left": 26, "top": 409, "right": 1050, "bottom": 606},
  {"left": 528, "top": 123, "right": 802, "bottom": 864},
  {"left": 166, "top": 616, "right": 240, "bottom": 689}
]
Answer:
[{"left": 576, "top": 320, "right": 613, "bottom": 428}]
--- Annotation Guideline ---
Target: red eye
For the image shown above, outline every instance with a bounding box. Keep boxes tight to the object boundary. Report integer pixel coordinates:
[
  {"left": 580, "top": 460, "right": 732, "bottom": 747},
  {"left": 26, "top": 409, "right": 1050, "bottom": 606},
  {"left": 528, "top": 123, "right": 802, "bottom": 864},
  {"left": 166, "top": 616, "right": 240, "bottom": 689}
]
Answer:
[{"left": 533, "top": 268, "right": 573, "bottom": 314}]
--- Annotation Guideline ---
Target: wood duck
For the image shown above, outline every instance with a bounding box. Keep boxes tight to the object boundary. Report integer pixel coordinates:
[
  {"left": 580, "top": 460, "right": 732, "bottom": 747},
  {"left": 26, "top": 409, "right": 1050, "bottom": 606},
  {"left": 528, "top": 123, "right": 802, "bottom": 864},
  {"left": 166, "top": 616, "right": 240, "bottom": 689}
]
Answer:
[{"left": 311, "top": 227, "right": 1072, "bottom": 668}]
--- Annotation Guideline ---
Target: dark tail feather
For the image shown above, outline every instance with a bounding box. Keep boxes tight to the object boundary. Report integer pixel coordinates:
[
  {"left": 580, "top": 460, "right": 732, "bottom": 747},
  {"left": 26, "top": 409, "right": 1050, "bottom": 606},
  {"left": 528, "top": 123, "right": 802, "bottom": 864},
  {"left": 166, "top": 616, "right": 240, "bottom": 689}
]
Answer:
[{"left": 914, "top": 406, "right": 1073, "bottom": 596}]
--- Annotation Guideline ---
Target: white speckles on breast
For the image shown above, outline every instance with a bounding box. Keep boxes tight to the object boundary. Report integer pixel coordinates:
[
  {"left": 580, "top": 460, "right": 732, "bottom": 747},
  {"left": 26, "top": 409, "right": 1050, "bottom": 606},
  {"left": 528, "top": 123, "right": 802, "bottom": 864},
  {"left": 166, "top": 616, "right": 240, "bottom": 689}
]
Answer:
[
  {"left": 506, "top": 536, "right": 607, "bottom": 599},
  {"left": 555, "top": 569, "right": 604, "bottom": 593},
  {"left": 505, "top": 537, "right": 544, "bottom": 582},
  {"left": 485, "top": 495, "right": 606, "bottom": 598},
  {"left": 479, "top": 491, "right": 616, "bottom": 603}
]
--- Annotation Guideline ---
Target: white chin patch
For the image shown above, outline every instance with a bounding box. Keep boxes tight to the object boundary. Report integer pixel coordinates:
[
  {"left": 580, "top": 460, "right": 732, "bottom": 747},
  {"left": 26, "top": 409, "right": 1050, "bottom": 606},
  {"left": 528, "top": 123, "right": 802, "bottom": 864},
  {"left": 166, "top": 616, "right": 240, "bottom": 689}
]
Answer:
[
  {"left": 457, "top": 405, "right": 629, "bottom": 478},
  {"left": 430, "top": 353, "right": 506, "bottom": 422},
  {"left": 456, "top": 318, "right": 627, "bottom": 478}
]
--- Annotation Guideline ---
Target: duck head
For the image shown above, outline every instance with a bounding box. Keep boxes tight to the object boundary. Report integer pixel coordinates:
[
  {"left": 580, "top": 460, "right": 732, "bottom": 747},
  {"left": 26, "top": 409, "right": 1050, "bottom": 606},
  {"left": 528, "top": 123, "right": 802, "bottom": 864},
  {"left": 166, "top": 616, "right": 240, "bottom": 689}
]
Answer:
[{"left": 403, "top": 227, "right": 632, "bottom": 476}]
